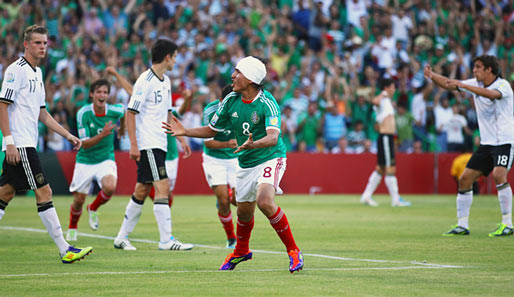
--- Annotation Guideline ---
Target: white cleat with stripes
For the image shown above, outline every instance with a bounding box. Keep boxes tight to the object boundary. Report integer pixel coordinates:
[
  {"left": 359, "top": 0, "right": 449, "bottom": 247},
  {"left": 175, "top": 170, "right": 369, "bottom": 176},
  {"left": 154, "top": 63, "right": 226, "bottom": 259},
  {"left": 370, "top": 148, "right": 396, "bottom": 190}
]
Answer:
[{"left": 158, "top": 237, "right": 194, "bottom": 251}]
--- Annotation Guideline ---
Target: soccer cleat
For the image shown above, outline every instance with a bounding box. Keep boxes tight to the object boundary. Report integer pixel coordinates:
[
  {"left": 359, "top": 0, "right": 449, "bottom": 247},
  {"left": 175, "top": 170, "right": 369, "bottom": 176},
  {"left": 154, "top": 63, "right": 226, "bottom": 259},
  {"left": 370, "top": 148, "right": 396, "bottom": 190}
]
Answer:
[
  {"left": 114, "top": 237, "right": 137, "bottom": 250},
  {"left": 66, "top": 229, "right": 78, "bottom": 241},
  {"left": 87, "top": 205, "right": 99, "bottom": 231},
  {"left": 361, "top": 197, "right": 379, "bottom": 207},
  {"left": 61, "top": 246, "right": 93, "bottom": 264},
  {"left": 158, "top": 238, "right": 194, "bottom": 250},
  {"left": 442, "top": 225, "right": 470, "bottom": 236},
  {"left": 288, "top": 249, "right": 304, "bottom": 273},
  {"left": 226, "top": 238, "right": 236, "bottom": 249},
  {"left": 392, "top": 197, "right": 411, "bottom": 207},
  {"left": 219, "top": 252, "right": 253, "bottom": 270},
  {"left": 488, "top": 223, "right": 514, "bottom": 237}
]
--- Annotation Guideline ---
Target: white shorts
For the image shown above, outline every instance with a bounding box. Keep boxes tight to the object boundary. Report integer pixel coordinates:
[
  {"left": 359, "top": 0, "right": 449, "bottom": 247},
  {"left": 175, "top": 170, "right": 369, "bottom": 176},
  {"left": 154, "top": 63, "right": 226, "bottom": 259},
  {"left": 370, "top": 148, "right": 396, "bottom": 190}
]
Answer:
[
  {"left": 165, "top": 158, "right": 178, "bottom": 191},
  {"left": 69, "top": 160, "right": 117, "bottom": 194},
  {"left": 202, "top": 153, "right": 238, "bottom": 188},
  {"left": 236, "top": 157, "right": 286, "bottom": 203}
]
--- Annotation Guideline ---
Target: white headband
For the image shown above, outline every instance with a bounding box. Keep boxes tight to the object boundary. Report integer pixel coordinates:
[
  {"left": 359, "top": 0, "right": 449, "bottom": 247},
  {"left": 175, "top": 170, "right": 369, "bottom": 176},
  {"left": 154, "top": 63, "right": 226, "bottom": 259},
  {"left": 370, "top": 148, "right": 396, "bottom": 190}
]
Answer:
[{"left": 235, "top": 56, "right": 266, "bottom": 84}]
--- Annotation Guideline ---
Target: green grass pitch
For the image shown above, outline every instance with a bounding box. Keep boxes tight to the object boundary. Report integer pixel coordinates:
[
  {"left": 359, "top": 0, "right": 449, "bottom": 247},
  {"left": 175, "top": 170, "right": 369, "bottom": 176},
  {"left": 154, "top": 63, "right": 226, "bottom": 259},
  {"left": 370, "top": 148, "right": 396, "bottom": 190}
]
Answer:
[{"left": 1, "top": 194, "right": 513, "bottom": 296}]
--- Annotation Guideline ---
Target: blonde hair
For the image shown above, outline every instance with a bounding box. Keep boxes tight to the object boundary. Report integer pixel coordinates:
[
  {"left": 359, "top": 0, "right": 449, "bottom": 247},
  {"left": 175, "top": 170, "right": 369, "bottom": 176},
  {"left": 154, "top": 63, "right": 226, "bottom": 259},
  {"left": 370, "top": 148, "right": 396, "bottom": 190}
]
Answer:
[{"left": 23, "top": 25, "right": 48, "bottom": 42}]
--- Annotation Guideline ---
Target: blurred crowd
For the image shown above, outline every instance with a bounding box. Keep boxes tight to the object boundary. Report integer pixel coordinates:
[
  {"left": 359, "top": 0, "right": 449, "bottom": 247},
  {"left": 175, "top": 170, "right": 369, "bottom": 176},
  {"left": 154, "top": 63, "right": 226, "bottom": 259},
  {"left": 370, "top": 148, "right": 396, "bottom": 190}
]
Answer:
[{"left": 1, "top": 0, "right": 514, "bottom": 154}]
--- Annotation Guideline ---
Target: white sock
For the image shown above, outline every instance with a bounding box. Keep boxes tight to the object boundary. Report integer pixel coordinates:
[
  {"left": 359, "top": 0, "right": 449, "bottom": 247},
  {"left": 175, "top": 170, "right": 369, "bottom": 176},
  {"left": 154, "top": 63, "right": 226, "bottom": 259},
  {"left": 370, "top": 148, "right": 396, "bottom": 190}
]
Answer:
[
  {"left": 153, "top": 199, "right": 172, "bottom": 243},
  {"left": 117, "top": 197, "right": 143, "bottom": 239},
  {"left": 361, "top": 171, "right": 382, "bottom": 200},
  {"left": 457, "top": 190, "right": 473, "bottom": 229},
  {"left": 38, "top": 207, "right": 69, "bottom": 255},
  {"left": 0, "top": 209, "right": 4, "bottom": 221},
  {"left": 497, "top": 184, "right": 513, "bottom": 227},
  {"left": 385, "top": 175, "right": 401, "bottom": 203}
]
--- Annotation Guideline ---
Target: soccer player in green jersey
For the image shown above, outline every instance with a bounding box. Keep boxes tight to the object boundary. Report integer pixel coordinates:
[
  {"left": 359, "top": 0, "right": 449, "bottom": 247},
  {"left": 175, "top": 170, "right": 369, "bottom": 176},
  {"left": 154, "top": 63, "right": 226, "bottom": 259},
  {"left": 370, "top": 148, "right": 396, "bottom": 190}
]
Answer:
[
  {"left": 164, "top": 56, "right": 303, "bottom": 273},
  {"left": 201, "top": 85, "right": 238, "bottom": 249},
  {"left": 66, "top": 79, "right": 125, "bottom": 241}
]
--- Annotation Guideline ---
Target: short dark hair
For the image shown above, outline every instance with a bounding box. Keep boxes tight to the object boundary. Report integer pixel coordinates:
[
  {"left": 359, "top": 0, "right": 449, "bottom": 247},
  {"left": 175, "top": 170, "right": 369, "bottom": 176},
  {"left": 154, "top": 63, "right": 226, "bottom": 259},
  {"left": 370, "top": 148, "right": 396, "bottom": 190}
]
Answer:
[
  {"left": 221, "top": 84, "right": 233, "bottom": 99},
  {"left": 89, "top": 79, "right": 110, "bottom": 95},
  {"left": 23, "top": 25, "right": 48, "bottom": 42},
  {"left": 151, "top": 39, "right": 178, "bottom": 63},
  {"left": 380, "top": 78, "right": 395, "bottom": 90},
  {"left": 473, "top": 55, "right": 500, "bottom": 76}
]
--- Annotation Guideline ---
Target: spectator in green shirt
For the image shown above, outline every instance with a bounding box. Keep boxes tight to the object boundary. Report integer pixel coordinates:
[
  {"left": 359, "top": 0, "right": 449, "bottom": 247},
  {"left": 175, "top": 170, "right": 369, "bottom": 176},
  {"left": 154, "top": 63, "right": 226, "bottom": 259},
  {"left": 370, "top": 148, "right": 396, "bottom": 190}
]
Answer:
[
  {"left": 297, "top": 101, "right": 322, "bottom": 152},
  {"left": 396, "top": 103, "right": 415, "bottom": 153}
]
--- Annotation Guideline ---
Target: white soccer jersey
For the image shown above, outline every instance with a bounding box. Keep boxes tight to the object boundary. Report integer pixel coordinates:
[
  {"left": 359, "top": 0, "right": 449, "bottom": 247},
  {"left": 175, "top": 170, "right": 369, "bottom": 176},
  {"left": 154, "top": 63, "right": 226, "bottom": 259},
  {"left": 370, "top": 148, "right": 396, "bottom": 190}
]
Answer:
[
  {"left": 127, "top": 69, "right": 172, "bottom": 151},
  {"left": 461, "top": 77, "right": 514, "bottom": 145},
  {"left": 375, "top": 96, "right": 395, "bottom": 124},
  {"left": 0, "top": 57, "right": 46, "bottom": 151}
]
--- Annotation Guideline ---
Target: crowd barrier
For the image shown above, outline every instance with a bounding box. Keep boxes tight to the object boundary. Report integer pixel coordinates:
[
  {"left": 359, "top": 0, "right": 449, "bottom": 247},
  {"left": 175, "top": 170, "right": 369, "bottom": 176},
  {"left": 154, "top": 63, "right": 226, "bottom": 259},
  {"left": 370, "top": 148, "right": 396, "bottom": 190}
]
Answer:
[{"left": 43, "top": 151, "right": 507, "bottom": 195}]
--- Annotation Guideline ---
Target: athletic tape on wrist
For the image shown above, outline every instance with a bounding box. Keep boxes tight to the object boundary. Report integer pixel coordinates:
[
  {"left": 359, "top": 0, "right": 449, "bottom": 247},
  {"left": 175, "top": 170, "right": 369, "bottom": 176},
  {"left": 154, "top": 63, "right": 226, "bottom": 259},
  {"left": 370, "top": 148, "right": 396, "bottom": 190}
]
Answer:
[{"left": 4, "top": 135, "right": 14, "bottom": 146}]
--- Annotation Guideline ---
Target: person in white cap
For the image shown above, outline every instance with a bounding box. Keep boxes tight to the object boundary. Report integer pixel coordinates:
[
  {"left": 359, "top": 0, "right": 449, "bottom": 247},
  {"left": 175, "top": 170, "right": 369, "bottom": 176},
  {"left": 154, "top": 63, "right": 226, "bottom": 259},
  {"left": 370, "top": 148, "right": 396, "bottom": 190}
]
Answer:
[{"left": 163, "top": 56, "right": 304, "bottom": 273}]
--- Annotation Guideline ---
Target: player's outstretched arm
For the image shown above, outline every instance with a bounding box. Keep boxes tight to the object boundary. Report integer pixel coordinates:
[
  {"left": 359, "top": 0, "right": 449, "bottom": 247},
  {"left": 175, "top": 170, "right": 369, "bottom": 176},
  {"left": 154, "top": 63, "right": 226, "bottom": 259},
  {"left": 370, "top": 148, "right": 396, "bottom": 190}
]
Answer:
[
  {"left": 424, "top": 64, "right": 457, "bottom": 91},
  {"left": 106, "top": 66, "right": 133, "bottom": 95},
  {"left": 234, "top": 129, "right": 279, "bottom": 153},
  {"left": 39, "top": 109, "right": 82, "bottom": 150},
  {"left": 205, "top": 139, "right": 237, "bottom": 149},
  {"left": 162, "top": 116, "right": 217, "bottom": 138},
  {"left": 446, "top": 80, "right": 502, "bottom": 100}
]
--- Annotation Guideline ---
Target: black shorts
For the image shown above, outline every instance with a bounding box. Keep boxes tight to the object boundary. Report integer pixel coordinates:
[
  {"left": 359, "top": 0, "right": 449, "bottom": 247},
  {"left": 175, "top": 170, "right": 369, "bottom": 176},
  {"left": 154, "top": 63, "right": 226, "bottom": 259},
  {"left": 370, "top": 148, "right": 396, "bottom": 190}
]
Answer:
[
  {"left": 466, "top": 144, "right": 513, "bottom": 176},
  {"left": 137, "top": 149, "right": 167, "bottom": 183},
  {"left": 377, "top": 134, "right": 396, "bottom": 167},
  {"left": 0, "top": 147, "right": 49, "bottom": 191}
]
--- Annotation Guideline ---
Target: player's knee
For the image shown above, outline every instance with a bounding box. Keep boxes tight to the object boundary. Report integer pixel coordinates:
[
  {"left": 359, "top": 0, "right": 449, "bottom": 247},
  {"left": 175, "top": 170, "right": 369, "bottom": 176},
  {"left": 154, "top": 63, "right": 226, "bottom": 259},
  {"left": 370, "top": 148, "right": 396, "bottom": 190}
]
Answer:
[
  {"left": 492, "top": 173, "right": 507, "bottom": 185},
  {"left": 73, "top": 195, "right": 86, "bottom": 205},
  {"left": 103, "top": 185, "right": 116, "bottom": 196},
  {"left": 256, "top": 196, "right": 274, "bottom": 213},
  {"left": 458, "top": 175, "right": 473, "bottom": 190},
  {"left": 218, "top": 199, "right": 231, "bottom": 213}
]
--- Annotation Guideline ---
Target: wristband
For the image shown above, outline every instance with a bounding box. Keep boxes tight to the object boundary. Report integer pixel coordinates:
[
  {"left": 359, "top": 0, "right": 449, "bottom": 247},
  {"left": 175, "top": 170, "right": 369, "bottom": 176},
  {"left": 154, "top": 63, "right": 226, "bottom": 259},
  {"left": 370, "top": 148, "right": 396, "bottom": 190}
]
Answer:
[{"left": 4, "top": 135, "right": 14, "bottom": 146}]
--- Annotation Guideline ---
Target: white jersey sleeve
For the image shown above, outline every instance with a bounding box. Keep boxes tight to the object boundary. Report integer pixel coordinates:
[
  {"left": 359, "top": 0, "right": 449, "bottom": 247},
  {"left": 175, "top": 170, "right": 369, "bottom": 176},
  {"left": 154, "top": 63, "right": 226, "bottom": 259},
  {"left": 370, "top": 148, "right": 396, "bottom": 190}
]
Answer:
[
  {"left": 127, "top": 76, "right": 151, "bottom": 114},
  {"left": 0, "top": 63, "right": 23, "bottom": 104}
]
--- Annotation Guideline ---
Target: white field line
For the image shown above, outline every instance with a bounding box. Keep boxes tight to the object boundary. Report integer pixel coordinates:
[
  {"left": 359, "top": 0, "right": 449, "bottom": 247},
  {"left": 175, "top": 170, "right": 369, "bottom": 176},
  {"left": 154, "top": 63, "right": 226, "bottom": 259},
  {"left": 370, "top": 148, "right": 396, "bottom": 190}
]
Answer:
[
  {"left": 0, "top": 225, "right": 468, "bottom": 277},
  {"left": 0, "top": 266, "right": 465, "bottom": 278}
]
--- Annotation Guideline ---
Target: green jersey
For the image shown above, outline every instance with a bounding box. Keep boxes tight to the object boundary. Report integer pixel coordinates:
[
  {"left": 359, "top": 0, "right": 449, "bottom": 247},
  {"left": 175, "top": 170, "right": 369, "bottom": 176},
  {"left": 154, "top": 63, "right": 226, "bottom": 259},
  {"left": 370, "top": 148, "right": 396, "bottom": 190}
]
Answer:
[
  {"left": 76, "top": 103, "right": 124, "bottom": 164},
  {"left": 166, "top": 133, "right": 178, "bottom": 160},
  {"left": 210, "top": 89, "right": 286, "bottom": 168},
  {"left": 166, "top": 109, "right": 181, "bottom": 161},
  {"left": 202, "top": 100, "right": 238, "bottom": 159}
]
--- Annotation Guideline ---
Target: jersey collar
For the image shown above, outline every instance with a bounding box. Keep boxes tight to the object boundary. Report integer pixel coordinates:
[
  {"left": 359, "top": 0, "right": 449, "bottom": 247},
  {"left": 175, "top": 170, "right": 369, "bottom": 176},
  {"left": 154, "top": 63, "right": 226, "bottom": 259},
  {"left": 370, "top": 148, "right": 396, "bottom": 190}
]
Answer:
[
  {"left": 150, "top": 68, "right": 164, "bottom": 82},
  {"left": 242, "top": 90, "right": 262, "bottom": 104},
  {"left": 21, "top": 56, "right": 37, "bottom": 72},
  {"left": 92, "top": 103, "right": 108, "bottom": 117}
]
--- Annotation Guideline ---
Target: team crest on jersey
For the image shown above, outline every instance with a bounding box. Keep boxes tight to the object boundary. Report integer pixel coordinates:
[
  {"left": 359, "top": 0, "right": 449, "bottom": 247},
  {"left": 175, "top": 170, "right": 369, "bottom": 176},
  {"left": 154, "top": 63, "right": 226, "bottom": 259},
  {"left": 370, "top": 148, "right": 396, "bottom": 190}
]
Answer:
[
  {"left": 35, "top": 173, "right": 45, "bottom": 185},
  {"left": 251, "top": 111, "right": 259, "bottom": 124},
  {"left": 159, "top": 166, "right": 166, "bottom": 177},
  {"left": 6, "top": 73, "right": 15, "bottom": 83}
]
